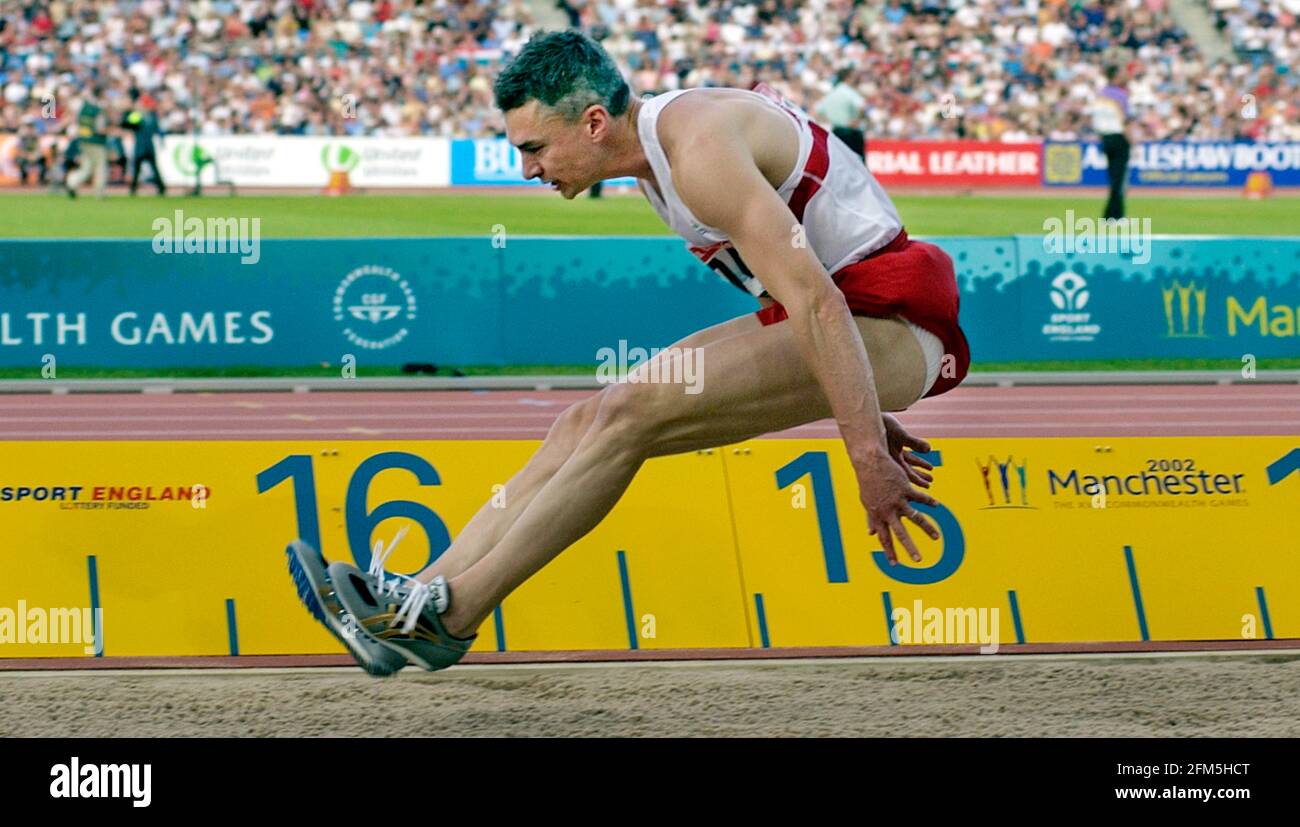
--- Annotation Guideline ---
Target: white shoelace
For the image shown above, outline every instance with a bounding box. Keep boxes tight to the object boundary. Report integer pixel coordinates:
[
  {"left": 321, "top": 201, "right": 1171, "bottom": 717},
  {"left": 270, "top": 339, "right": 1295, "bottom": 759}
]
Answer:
[
  {"left": 365, "top": 526, "right": 444, "bottom": 634},
  {"left": 368, "top": 525, "right": 409, "bottom": 600},
  {"left": 395, "top": 581, "right": 432, "bottom": 635}
]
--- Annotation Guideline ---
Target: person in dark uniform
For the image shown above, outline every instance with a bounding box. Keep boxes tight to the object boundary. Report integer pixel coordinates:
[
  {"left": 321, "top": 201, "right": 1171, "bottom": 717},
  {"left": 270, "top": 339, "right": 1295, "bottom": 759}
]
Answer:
[
  {"left": 107, "top": 131, "right": 128, "bottom": 184},
  {"left": 120, "top": 89, "right": 166, "bottom": 196},
  {"left": 1092, "top": 66, "right": 1130, "bottom": 219},
  {"left": 55, "top": 137, "right": 79, "bottom": 192}
]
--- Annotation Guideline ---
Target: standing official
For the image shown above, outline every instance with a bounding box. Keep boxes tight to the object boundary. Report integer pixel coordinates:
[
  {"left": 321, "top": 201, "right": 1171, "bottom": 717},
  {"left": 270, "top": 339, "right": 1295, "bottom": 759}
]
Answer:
[
  {"left": 1093, "top": 66, "right": 1131, "bottom": 219},
  {"left": 121, "top": 90, "right": 166, "bottom": 196},
  {"left": 815, "top": 68, "right": 868, "bottom": 161},
  {"left": 64, "top": 87, "right": 110, "bottom": 199}
]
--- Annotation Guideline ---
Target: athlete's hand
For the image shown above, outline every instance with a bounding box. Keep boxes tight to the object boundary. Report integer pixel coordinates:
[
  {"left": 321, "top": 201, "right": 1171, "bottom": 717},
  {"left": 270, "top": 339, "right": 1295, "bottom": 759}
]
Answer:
[
  {"left": 857, "top": 448, "right": 940, "bottom": 565},
  {"left": 882, "top": 413, "right": 935, "bottom": 489}
]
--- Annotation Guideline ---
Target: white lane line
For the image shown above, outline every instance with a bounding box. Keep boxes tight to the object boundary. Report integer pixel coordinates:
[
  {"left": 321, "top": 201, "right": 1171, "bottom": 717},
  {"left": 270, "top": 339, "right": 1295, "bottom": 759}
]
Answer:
[
  {"left": 3, "top": 648, "right": 1295, "bottom": 678},
  {"left": 902, "top": 407, "right": 1300, "bottom": 416},
  {"left": 0, "top": 410, "right": 564, "bottom": 418},
  {"left": 0, "top": 428, "right": 553, "bottom": 437},
  {"left": 4, "top": 421, "right": 1299, "bottom": 438},
  {"left": 893, "top": 420, "right": 1300, "bottom": 428},
  {"left": 3, "top": 406, "right": 1298, "bottom": 424},
  {"left": 0, "top": 397, "right": 594, "bottom": 411},
  {"left": 0, "top": 392, "right": 1292, "bottom": 411},
  {"left": 789, "top": 420, "right": 1300, "bottom": 430}
]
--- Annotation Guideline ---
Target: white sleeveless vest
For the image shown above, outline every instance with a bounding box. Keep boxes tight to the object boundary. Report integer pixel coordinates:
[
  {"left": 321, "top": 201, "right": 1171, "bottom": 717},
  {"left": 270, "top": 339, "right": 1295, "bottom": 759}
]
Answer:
[{"left": 636, "top": 84, "right": 903, "bottom": 297}]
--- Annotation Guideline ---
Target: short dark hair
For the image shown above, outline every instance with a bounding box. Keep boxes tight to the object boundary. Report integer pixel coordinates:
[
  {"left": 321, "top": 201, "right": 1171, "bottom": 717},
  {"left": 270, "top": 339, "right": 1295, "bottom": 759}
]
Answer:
[{"left": 494, "top": 30, "right": 630, "bottom": 121}]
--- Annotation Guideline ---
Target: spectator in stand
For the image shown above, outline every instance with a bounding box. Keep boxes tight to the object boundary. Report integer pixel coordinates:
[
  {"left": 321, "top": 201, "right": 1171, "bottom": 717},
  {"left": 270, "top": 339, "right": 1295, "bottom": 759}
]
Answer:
[
  {"left": 15, "top": 118, "right": 48, "bottom": 184},
  {"left": 0, "top": 0, "right": 1295, "bottom": 162}
]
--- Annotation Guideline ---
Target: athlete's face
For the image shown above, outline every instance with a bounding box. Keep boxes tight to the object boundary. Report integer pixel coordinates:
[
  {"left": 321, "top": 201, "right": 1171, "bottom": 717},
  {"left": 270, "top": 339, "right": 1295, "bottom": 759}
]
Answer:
[{"left": 505, "top": 100, "right": 607, "bottom": 200}]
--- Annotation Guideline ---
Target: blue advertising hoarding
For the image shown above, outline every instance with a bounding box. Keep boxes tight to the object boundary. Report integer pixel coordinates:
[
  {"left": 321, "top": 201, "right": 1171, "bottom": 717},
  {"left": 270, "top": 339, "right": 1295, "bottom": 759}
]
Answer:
[
  {"left": 451, "top": 136, "right": 1300, "bottom": 190},
  {"left": 449, "top": 138, "right": 637, "bottom": 188},
  {"left": 973, "top": 236, "right": 1300, "bottom": 361},
  {"left": 0, "top": 235, "right": 1296, "bottom": 369},
  {"left": 1043, "top": 141, "right": 1300, "bottom": 187},
  {"left": 0, "top": 237, "right": 750, "bottom": 369}
]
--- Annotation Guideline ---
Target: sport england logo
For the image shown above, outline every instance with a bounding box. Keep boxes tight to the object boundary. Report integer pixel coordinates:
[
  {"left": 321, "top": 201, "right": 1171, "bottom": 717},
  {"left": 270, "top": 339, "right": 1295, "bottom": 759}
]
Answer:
[
  {"left": 1042, "top": 271, "right": 1102, "bottom": 342},
  {"left": 1051, "top": 271, "right": 1089, "bottom": 312},
  {"left": 333, "top": 266, "right": 417, "bottom": 350}
]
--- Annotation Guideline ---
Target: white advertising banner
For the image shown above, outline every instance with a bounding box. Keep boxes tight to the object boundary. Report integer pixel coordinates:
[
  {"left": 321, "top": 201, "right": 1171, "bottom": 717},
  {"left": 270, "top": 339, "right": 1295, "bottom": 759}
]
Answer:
[{"left": 155, "top": 135, "right": 451, "bottom": 188}]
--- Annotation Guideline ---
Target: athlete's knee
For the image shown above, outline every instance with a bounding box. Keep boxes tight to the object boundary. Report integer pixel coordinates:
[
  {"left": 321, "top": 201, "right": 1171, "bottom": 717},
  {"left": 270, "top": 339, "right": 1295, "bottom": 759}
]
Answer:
[
  {"left": 590, "top": 380, "right": 674, "bottom": 448},
  {"left": 544, "top": 394, "right": 601, "bottom": 454}
]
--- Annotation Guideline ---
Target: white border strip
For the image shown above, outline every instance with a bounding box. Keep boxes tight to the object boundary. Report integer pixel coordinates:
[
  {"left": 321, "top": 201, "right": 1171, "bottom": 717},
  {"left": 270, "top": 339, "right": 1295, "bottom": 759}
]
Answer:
[{"left": 0, "top": 370, "right": 1295, "bottom": 395}]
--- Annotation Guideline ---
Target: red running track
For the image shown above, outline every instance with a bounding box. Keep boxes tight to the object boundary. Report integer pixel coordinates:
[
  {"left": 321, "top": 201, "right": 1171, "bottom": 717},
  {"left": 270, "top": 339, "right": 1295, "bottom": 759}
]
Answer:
[{"left": 0, "top": 384, "right": 1295, "bottom": 440}]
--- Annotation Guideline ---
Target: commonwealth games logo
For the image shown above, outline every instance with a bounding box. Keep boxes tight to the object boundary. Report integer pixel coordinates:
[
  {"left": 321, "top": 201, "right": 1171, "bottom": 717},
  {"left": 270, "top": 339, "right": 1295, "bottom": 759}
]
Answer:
[
  {"left": 975, "top": 455, "right": 1034, "bottom": 509},
  {"left": 1161, "top": 279, "right": 1209, "bottom": 338},
  {"left": 333, "top": 265, "right": 417, "bottom": 350}
]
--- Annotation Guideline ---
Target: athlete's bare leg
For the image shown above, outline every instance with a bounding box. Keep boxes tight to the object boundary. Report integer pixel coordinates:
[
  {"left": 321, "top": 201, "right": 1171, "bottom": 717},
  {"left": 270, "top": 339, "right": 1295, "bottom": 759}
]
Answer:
[
  {"left": 413, "top": 313, "right": 761, "bottom": 585},
  {"left": 432, "top": 312, "right": 927, "bottom": 639}
]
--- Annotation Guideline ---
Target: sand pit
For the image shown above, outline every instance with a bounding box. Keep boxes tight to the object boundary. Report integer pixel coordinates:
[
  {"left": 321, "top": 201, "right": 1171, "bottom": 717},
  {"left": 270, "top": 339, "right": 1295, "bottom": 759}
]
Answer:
[{"left": 2, "top": 652, "right": 1297, "bottom": 737}]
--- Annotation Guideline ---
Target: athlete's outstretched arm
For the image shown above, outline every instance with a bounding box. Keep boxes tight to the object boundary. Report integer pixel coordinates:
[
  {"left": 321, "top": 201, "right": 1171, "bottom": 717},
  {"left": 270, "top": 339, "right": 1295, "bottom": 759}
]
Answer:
[{"left": 669, "top": 120, "right": 939, "bottom": 563}]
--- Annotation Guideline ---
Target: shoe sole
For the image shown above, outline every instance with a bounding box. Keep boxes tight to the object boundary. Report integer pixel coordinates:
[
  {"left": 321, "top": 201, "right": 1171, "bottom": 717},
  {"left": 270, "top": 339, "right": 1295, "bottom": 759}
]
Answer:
[{"left": 286, "top": 541, "right": 406, "bottom": 677}]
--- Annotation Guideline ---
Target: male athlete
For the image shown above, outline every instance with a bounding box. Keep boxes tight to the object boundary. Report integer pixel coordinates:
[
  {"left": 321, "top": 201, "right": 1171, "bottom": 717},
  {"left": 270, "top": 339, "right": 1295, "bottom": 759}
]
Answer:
[{"left": 288, "top": 30, "right": 971, "bottom": 676}]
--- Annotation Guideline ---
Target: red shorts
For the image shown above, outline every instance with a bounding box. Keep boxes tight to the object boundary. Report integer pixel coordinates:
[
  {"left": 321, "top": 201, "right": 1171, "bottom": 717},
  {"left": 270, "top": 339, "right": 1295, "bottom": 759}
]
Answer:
[{"left": 755, "top": 229, "right": 971, "bottom": 399}]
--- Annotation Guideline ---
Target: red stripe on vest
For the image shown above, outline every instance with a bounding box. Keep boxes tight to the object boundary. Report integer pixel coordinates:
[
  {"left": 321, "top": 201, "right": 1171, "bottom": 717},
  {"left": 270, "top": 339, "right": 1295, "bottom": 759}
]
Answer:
[
  {"left": 749, "top": 82, "right": 831, "bottom": 223},
  {"left": 788, "top": 122, "right": 829, "bottom": 223},
  {"left": 688, "top": 241, "right": 727, "bottom": 262}
]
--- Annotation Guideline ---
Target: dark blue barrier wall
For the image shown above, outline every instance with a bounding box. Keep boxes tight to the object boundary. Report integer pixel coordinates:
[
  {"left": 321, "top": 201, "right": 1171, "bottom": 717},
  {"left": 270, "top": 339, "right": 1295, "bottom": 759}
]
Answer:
[
  {"left": 1043, "top": 141, "right": 1300, "bottom": 187},
  {"left": 0, "top": 236, "right": 1296, "bottom": 368}
]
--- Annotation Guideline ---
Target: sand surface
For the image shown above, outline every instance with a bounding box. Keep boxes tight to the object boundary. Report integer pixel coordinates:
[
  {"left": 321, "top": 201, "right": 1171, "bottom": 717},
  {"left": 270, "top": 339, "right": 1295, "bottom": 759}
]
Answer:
[{"left": 3, "top": 653, "right": 1297, "bottom": 737}]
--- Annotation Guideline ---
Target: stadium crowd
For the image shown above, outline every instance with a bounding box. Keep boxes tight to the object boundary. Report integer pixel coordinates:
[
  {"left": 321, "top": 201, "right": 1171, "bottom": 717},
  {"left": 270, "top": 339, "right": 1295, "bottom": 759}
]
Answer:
[
  {"left": 0, "top": 0, "right": 1296, "bottom": 186},
  {"left": 1212, "top": 0, "right": 1300, "bottom": 64}
]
